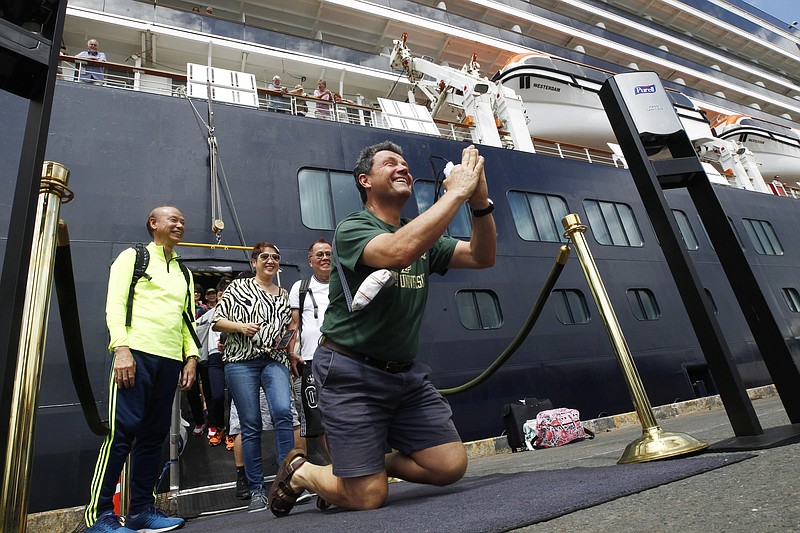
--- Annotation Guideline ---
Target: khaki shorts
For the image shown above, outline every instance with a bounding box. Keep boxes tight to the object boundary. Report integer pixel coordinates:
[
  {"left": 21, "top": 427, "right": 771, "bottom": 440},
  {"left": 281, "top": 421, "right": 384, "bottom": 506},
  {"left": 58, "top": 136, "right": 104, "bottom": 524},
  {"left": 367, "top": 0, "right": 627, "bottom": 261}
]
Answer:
[{"left": 313, "top": 344, "right": 461, "bottom": 478}]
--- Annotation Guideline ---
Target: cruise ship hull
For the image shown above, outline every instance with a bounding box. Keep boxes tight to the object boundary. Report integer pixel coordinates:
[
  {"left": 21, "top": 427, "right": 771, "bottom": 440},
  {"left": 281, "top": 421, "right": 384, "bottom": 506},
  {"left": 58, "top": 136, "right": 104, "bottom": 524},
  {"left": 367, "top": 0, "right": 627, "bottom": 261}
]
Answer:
[{"left": 3, "top": 81, "right": 799, "bottom": 513}]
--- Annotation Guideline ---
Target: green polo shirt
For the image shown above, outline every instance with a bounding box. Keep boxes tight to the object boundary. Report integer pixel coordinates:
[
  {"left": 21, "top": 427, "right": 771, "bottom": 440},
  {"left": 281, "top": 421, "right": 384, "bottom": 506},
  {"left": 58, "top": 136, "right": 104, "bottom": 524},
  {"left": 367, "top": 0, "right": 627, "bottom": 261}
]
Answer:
[
  {"left": 321, "top": 210, "right": 457, "bottom": 363},
  {"left": 106, "top": 242, "right": 198, "bottom": 361}
]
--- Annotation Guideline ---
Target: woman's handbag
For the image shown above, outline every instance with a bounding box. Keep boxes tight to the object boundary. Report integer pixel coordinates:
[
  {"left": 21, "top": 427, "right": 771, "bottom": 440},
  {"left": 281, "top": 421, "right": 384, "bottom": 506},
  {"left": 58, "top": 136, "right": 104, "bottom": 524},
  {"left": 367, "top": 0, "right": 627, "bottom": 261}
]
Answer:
[{"left": 523, "top": 408, "right": 595, "bottom": 449}]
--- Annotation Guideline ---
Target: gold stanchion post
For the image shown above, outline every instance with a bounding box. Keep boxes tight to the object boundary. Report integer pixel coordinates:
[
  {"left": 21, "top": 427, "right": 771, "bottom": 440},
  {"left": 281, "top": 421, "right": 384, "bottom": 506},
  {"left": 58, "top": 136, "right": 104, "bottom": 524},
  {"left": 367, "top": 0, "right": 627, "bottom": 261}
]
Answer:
[
  {"left": 562, "top": 213, "right": 708, "bottom": 463},
  {"left": 0, "top": 162, "right": 72, "bottom": 532}
]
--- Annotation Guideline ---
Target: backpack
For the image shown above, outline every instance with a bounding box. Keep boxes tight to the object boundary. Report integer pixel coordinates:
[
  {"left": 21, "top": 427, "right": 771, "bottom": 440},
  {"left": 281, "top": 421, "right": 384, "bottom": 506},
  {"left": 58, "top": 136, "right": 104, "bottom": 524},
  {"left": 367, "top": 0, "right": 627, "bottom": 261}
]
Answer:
[
  {"left": 195, "top": 310, "right": 213, "bottom": 360},
  {"left": 523, "top": 408, "right": 595, "bottom": 449},
  {"left": 297, "top": 276, "right": 318, "bottom": 335},
  {"left": 125, "top": 243, "right": 201, "bottom": 349}
]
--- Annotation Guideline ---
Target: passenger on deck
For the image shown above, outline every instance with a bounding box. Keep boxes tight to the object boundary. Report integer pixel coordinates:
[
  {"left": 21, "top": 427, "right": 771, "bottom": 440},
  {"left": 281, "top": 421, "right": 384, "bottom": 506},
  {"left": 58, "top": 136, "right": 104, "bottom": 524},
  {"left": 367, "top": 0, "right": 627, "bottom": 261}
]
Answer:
[
  {"left": 206, "top": 279, "right": 231, "bottom": 447},
  {"left": 333, "top": 93, "right": 354, "bottom": 123},
  {"left": 194, "top": 287, "right": 208, "bottom": 318},
  {"left": 266, "top": 141, "right": 496, "bottom": 515},
  {"left": 212, "top": 243, "right": 302, "bottom": 512},
  {"left": 268, "top": 75, "right": 289, "bottom": 113},
  {"left": 76, "top": 39, "right": 107, "bottom": 85},
  {"left": 187, "top": 286, "right": 224, "bottom": 442},
  {"left": 288, "top": 239, "right": 333, "bottom": 459},
  {"left": 313, "top": 79, "right": 333, "bottom": 119},
  {"left": 84, "top": 205, "right": 197, "bottom": 533},
  {"left": 204, "top": 286, "right": 218, "bottom": 308},
  {"left": 290, "top": 84, "right": 309, "bottom": 116}
]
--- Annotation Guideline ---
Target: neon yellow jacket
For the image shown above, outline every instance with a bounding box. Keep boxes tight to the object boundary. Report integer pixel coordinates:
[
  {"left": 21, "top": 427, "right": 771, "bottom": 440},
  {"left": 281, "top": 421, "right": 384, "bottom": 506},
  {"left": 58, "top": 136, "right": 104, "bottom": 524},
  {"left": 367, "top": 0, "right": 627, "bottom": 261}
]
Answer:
[{"left": 106, "top": 242, "right": 198, "bottom": 360}]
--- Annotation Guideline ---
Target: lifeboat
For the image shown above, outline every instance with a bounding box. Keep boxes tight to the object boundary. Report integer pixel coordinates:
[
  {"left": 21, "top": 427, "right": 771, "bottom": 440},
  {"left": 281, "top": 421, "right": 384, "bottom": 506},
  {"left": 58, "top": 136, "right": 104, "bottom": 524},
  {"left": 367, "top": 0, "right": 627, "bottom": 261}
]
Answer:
[
  {"left": 712, "top": 115, "right": 800, "bottom": 182},
  {"left": 493, "top": 53, "right": 713, "bottom": 150}
]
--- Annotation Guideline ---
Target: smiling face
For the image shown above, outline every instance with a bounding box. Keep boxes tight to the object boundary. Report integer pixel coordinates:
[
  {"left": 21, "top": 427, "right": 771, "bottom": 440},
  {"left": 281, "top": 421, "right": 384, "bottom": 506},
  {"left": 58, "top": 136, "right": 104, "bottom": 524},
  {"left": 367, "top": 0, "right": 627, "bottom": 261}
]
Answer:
[
  {"left": 252, "top": 245, "right": 280, "bottom": 280},
  {"left": 308, "top": 242, "right": 332, "bottom": 281},
  {"left": 360, "top": 149, "right": 413, "bottom": 203},
  {"left": 149, "top": 206, "right": 185, "bottom": 247}
]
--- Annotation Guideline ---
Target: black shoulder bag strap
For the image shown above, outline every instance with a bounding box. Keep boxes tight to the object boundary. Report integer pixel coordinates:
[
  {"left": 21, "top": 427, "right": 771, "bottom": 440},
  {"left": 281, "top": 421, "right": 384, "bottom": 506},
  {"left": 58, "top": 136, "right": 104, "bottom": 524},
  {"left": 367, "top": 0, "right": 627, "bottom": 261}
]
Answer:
[
  {"left": 126, "top": 243, "right": 150, "bottom": 327},
  {"left": 177, "top": 259, "right": 202, "bottom": 349},
  {"left": 299, "top": 276, "right": 318, "bottom": 326}
]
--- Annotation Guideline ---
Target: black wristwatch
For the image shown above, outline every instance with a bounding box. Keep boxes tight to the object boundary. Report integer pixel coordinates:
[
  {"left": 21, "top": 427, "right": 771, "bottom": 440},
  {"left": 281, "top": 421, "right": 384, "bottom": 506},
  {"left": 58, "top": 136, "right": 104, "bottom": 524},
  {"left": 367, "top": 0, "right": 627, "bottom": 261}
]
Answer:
[{"left": 471, "top": 199, "right": 494, "bottom": 218}]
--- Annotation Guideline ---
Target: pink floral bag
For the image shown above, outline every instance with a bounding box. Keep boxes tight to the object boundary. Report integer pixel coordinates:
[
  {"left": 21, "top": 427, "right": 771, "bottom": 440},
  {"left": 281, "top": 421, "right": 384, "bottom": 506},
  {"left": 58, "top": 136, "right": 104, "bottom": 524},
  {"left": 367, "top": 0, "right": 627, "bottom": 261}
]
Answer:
[{"left": 523, "top": 408, "right": 595, "bottom": 449}]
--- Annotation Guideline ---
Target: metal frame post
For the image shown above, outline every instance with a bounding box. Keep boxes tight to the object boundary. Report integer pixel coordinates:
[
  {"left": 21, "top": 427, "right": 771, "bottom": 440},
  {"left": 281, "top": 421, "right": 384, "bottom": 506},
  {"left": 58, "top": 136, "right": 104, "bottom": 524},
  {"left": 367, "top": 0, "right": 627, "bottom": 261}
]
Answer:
[
  {"left": 599, "top": 73, "right": 800, "bottom": 449},
  {"left": 0, "top": 0, "right": 69, "bottom": 503}
]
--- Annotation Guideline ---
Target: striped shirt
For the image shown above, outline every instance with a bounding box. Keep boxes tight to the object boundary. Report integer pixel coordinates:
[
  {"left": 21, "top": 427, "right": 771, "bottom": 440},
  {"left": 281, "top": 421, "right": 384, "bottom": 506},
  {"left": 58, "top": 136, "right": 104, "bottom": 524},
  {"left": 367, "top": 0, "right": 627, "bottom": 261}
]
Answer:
[{"left": 213, "top": 277, "right": 291, "bottom": 365}]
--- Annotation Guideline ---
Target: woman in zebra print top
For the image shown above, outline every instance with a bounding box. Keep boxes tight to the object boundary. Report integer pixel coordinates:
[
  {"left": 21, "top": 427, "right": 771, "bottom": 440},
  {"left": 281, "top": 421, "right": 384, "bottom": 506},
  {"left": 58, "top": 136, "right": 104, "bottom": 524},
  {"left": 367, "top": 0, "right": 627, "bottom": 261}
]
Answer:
[{"left": 212, "top": 242, "right": 296, "bottom": 505}]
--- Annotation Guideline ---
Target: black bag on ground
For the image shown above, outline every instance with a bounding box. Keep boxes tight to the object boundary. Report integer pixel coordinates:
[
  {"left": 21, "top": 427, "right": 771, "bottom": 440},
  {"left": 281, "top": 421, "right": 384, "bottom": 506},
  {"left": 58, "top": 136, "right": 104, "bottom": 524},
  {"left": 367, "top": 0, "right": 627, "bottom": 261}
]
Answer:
[{"left": 502, "top": 397, "right": 553, "bottom": 452}]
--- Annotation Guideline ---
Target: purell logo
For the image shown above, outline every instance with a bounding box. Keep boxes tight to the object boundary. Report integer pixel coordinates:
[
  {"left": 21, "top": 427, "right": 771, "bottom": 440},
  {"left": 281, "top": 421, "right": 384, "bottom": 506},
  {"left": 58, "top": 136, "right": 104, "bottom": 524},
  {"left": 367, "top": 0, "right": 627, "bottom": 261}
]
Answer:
[{"left": 634, "top": 84, "right": 656, "bottom": 95}]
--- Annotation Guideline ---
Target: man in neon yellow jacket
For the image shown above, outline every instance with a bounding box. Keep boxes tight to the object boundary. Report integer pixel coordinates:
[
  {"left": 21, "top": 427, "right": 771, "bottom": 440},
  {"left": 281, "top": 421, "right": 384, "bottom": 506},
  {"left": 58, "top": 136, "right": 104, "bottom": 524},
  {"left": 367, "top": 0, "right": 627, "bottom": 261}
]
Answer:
[{"left": 84, "top": 205, "right": 198, "bottom": 533}]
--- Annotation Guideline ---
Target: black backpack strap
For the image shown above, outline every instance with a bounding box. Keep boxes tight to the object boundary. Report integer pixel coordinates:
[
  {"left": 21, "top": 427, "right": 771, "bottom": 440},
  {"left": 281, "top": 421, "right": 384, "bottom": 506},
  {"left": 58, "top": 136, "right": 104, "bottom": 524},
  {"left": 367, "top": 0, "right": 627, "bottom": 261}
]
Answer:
[
  {"left": 177, "top": 259, "right": 202, "bottom": 349},
  {"left": 126, "top": 243, "right": 151, "bottom": 327},
  {"left": 298, "top": 276, "right": 316, "bottom": 332}
]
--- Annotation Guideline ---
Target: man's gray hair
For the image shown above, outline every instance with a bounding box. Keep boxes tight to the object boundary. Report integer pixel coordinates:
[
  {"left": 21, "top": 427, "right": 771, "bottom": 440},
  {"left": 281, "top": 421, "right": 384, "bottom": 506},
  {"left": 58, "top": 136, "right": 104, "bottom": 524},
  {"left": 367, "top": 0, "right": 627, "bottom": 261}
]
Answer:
[{"left": 352, "top": 141, "right": 404, "bottom": 203}]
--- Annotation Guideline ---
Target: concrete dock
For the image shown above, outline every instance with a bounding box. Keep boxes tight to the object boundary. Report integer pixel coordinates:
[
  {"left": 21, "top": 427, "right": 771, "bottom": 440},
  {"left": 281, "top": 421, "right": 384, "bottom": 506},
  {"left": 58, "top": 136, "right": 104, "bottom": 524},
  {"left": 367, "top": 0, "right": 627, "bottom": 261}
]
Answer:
[
  {"left": 467, "top": 392, "right": 799, "bottom": 532},
  {"left": 30, "top": 389, "right": 800, "bottom": 532}
]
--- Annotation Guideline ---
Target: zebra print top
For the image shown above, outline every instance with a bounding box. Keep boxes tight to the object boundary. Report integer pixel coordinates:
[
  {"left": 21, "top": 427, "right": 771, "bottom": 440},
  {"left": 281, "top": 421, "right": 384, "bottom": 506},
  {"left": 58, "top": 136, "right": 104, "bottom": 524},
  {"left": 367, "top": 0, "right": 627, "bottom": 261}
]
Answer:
[{"left": 213, "top": 277, "right": 291, "bottom": 365}]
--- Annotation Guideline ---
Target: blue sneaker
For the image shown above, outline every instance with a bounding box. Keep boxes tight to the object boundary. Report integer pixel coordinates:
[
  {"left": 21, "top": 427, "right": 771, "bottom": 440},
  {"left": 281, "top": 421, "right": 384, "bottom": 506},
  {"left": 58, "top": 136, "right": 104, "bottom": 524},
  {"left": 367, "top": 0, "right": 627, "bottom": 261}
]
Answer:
[
  {"left": 86, "top": 512, "right": 137, "bottom": 532},
  {"left": 125, "top": 506, "right": 185, "bottom": 532}
]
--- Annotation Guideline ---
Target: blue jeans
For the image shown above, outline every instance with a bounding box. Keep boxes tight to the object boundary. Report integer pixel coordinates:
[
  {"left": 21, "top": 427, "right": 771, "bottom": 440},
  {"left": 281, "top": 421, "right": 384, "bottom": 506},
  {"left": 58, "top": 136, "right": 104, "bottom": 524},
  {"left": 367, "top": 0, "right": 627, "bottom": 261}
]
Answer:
[{"left": 225, "top": 356, "right": 294, "bottom": 492}]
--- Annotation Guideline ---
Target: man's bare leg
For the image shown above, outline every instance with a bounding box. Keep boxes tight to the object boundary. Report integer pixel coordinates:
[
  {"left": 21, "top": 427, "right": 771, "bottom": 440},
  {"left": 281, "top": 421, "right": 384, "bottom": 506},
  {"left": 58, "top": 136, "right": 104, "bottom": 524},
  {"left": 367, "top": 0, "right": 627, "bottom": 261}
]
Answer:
[
  {"left": 289, "top": 442, "right": 465, "bottom": 510},
  {"left": 385, "top": 442, "right": 467, "bottom": 485},
  {"left": 292, "top": 464, "right": 388, "bottom": 510}
]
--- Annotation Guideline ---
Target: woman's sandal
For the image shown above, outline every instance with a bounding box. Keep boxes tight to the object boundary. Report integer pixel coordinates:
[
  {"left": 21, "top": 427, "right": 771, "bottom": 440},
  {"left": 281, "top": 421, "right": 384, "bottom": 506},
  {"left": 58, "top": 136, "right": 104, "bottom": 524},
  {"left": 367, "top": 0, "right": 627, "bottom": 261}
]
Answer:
[{"left": 267, "top": 448, "right": 307, "bottom": 517}]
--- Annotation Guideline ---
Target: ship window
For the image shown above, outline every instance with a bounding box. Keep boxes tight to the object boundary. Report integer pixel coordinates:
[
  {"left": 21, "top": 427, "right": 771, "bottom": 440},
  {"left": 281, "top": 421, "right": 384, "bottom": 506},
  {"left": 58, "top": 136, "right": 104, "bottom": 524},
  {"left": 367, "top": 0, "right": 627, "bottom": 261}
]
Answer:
[
  {"left": 672, "top": 209, "right": 699, "bottom": 250},
  {"left": 298, "top": 168, "right": 362, "bottom": 230},
  {"left": 742, "top": 218, "right": 783, "bottom": 256},
  {"left": 507, "top": 191, "right": 569, "bottom": 243},
  {"left": 782, "top": 288, "right": 800, "bottom": 313},
  {"left": 626, "top": 289, "right": 661, "bottom": 321},
  {"left": 414, "top": 180, "right": 472, "bottom": 238},
  {"left": 583, "top": 200, "right": 643, "bottom": 247},
  {"left": 455, "top": 290, "right": 502, "bottom": 330},
  {"left": 519, "top": 76, "right": 531, "bottom": 90},
  {"left": 551, "top": 289, "right": 590, "bottom": 325}
]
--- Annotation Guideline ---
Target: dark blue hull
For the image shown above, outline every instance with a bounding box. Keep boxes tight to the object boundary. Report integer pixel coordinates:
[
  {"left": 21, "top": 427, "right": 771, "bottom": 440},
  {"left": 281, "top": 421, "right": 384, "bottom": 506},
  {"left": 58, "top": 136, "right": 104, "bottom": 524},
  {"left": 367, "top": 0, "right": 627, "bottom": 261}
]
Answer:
[{"left": 2, "top": 82, "right": 799, "bottom": 512}]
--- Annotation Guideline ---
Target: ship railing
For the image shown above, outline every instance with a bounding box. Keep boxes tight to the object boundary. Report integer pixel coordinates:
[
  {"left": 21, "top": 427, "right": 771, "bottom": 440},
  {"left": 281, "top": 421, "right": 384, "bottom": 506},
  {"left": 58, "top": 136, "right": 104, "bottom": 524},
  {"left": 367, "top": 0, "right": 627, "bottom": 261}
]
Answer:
[
  {"left": 532, "top": 137, "right": 621, "bottom": 168},
  {"left": 59, "top": 55, "right": 189, "bottom": 96},
  {"left": 433, "top": 119, "right": 475, "bottom": 143},
  {"left": 57, "top": 57, "right": 615, "bottom": 167}
]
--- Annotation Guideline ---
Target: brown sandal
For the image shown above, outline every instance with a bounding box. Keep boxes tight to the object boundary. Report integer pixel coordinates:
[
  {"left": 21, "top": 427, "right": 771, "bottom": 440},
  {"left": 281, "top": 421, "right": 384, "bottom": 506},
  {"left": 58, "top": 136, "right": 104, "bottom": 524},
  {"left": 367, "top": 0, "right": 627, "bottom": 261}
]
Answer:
[{"left": 268, "top": 448, "right": 307, "bottom": 517}]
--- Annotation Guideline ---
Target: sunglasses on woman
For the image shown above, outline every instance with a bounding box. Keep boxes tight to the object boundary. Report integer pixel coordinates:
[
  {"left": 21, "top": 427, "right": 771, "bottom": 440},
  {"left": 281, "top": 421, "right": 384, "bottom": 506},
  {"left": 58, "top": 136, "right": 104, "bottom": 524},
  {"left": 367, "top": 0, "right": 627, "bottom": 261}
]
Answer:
[{"left": 258, "top": 252, "right": 281, "bottom": 262}]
